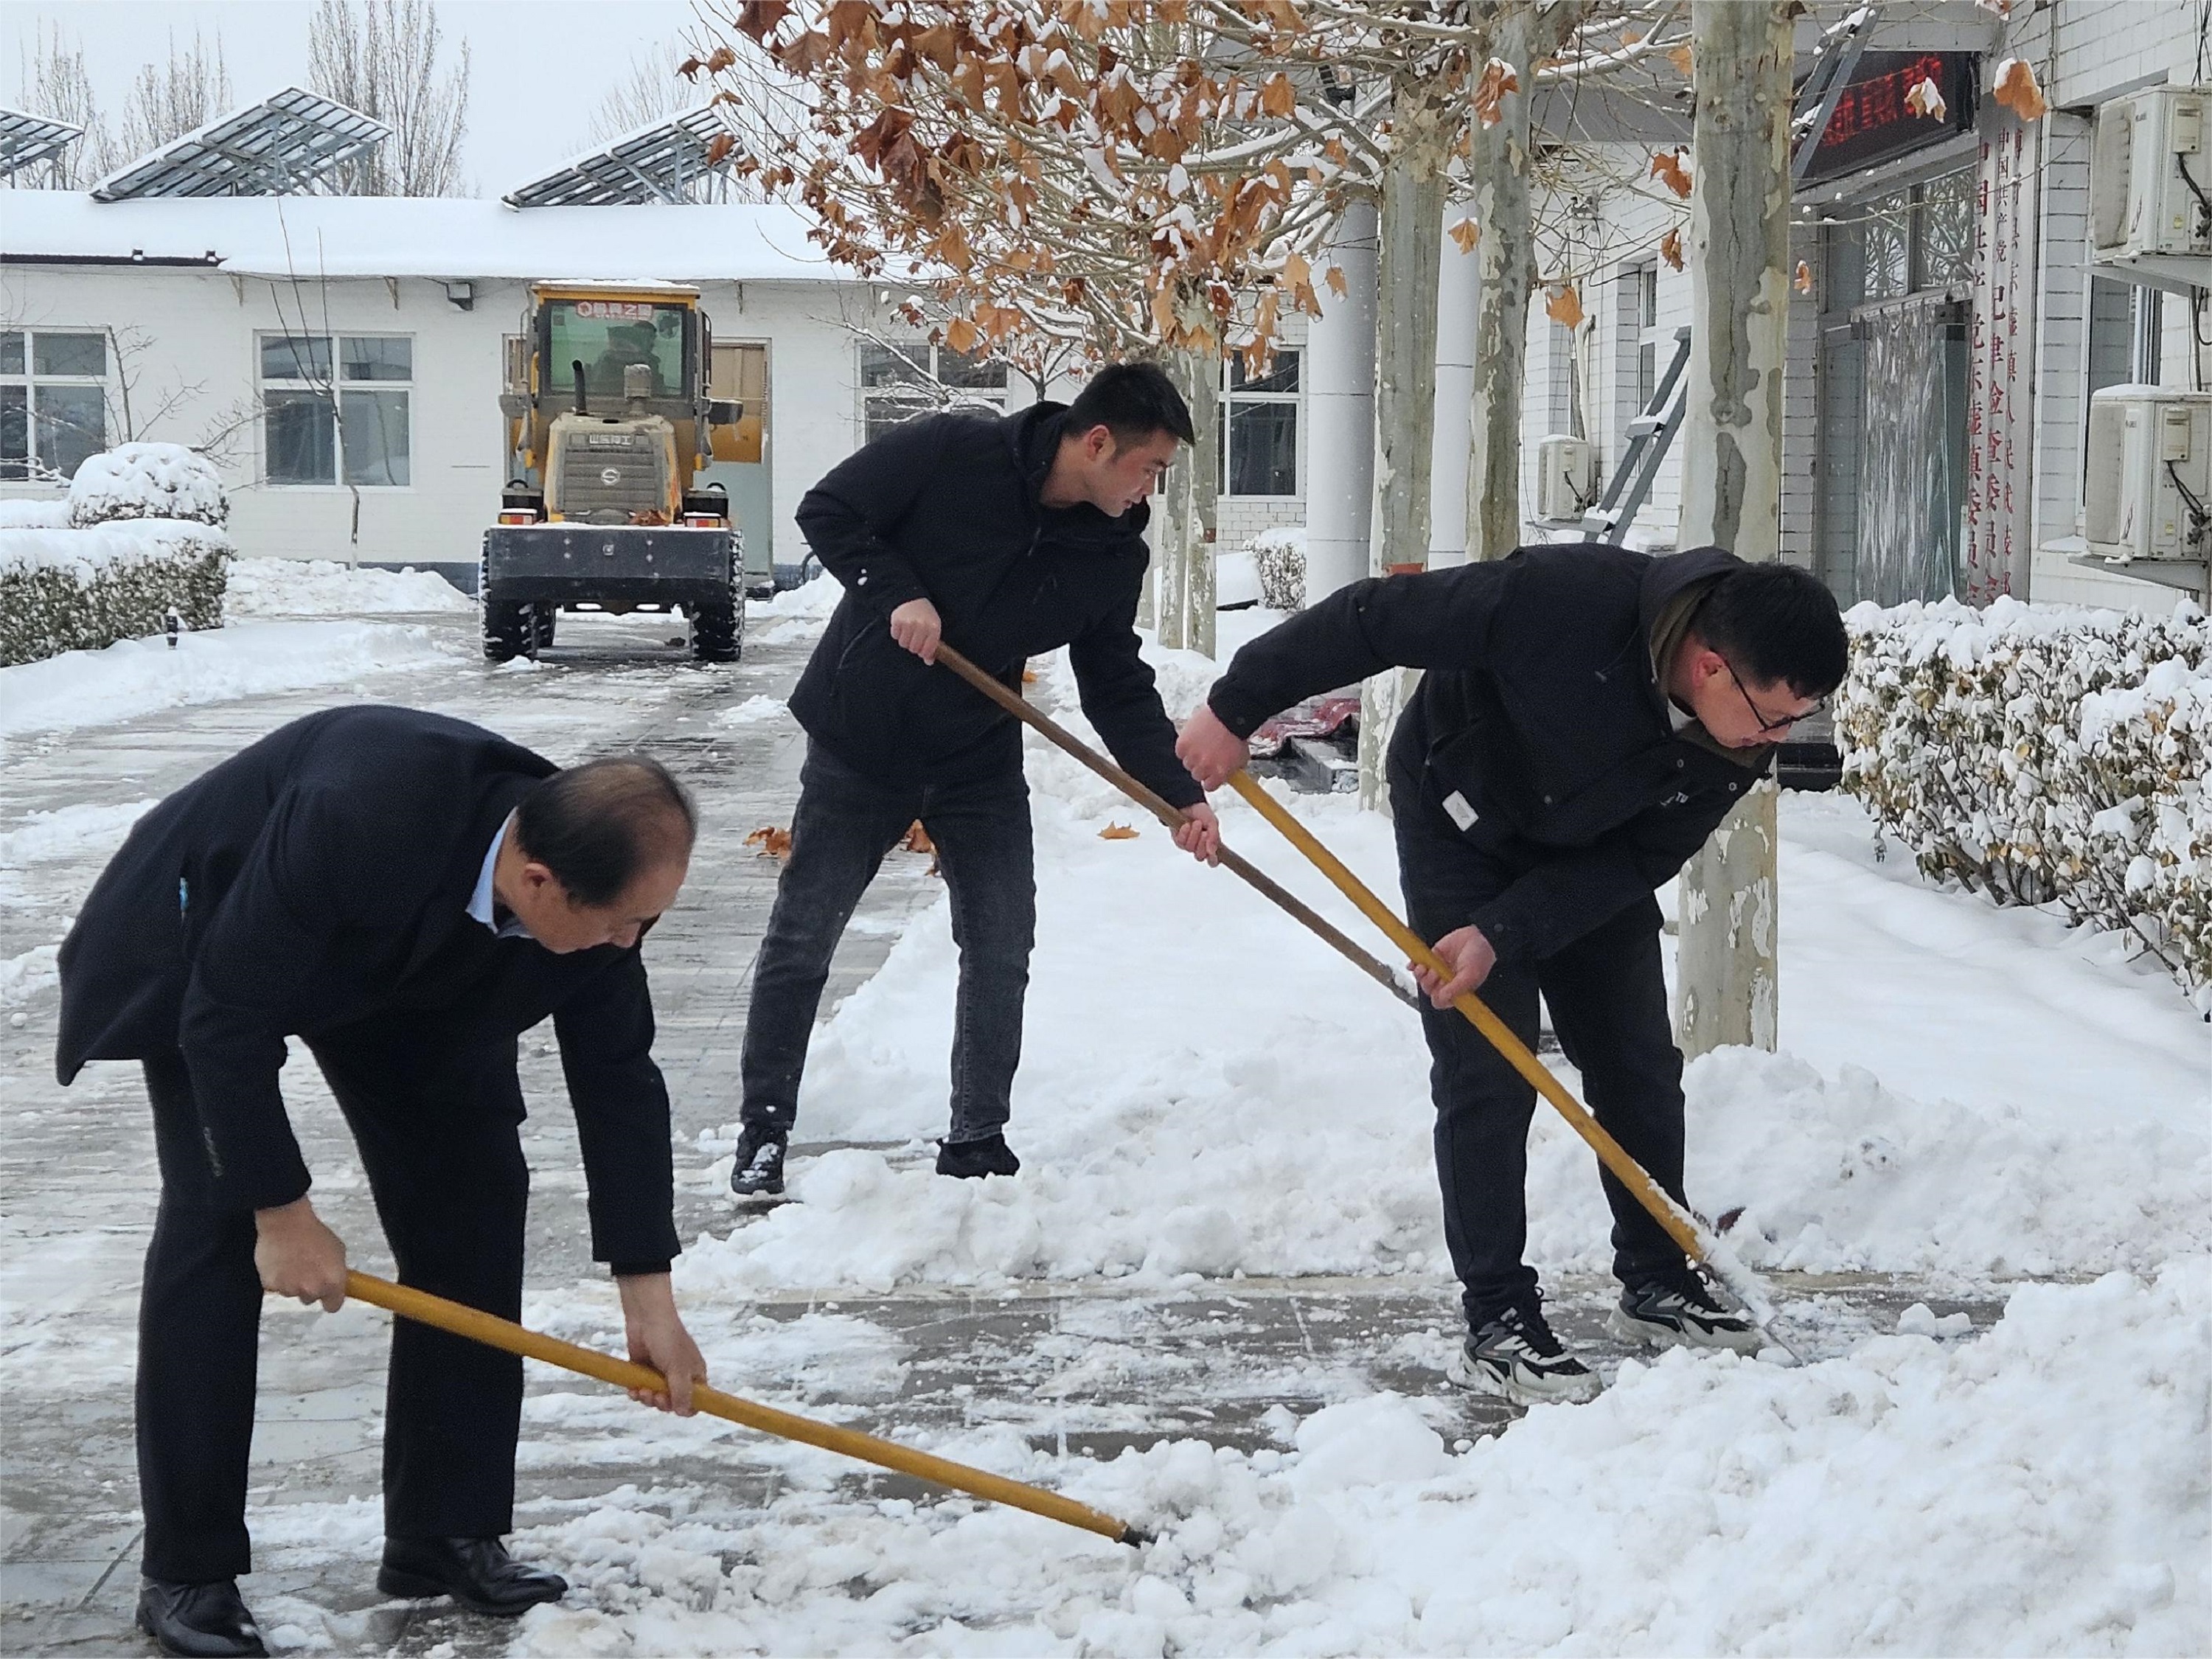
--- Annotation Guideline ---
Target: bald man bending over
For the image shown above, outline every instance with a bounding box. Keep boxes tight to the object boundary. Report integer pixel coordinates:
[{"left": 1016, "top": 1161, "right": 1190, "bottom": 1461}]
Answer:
[{"left": 57, "top": 706, "right": 707, "bottom": 1657}]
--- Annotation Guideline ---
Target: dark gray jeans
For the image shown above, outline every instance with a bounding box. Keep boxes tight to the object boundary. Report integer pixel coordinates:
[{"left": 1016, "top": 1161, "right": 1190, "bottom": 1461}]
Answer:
[{"left": 740, "top": 740, "right": 1035, "bottom": 1144}]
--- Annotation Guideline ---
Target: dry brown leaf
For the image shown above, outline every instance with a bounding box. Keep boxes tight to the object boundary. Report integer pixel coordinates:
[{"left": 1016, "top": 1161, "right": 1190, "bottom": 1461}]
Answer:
[
  {"left": 745, "top": 826, "right": 793, "bottom": 858},
  {"left": 1659, "top": 226, "right": 1683, "bottom": 271},
  {"left": 902, "top": 821, "right": 935, "bottom": 854},
  {"left": 1991, "top": 58, "right": 2046, "bottom": 121},
  {"left": 705, "top": 132, "right": 737, "bottom": 167},
  {"left": 1794, "top": 260, "right": 1814, "bottom": 295},
  {"left": 1260, "top": 73, "right": 1297, "bottom": 118},
  {"left": 1099, "top": 823, "right": 1141, "bottom": 840},
  {"left": 1545, "top": 283, "right": 1585, "bottom": 330},
  {"left": 1472, "top": 57, "right": 1520, "bottom": 129},
  {"left": 1325, "top": 265, "right": 1349, "bottom": 298},
  {"left": 1650, "top": 149, "right": 1691, "bottom": 199},
  {"left": 943, "top": 316, "right": 981, "bottom": 354},
  {"left": 1666, "top": 41, "right": 1693, "bottom": 77},
  {"left": 1448, "top": 218, "right": 1481, "bottom": 254},
  {"left": 1904, "top": 76, "right": 1947, "bottom": 121}
]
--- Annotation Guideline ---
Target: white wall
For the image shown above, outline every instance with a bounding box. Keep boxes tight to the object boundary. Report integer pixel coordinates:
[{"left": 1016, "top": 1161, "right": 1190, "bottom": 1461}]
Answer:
[{"left": 0, "top": 259, "right": 877, "bottom": 573}]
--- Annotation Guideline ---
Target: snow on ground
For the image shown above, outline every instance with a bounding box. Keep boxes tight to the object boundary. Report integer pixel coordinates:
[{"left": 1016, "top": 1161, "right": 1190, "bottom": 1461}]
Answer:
[
  {"left": 0, "top": 621, "right": 458, "bottom": 745},
  {"left": 685, "top": 645, "right": 2210, "bottom": 1296},
  {"left": 222, "top": 557, "right": 473, "bottom": 618},
  {"left": 493, "top": 1262, "right": 2207, "bottom": 1658}
]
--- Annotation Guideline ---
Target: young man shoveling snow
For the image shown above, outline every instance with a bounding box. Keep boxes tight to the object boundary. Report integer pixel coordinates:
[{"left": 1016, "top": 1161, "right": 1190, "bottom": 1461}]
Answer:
[
  {"left": 731, "top": 363, "right": 1220, "bottom": 1198},
  {"left": 1176, "top": 547, "right": 1848, "bottom": 1403}
]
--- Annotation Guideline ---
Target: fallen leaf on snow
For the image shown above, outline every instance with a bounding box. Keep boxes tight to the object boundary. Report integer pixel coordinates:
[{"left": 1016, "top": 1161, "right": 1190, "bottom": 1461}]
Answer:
[
  {"left": 1099, "top": 823, "right": 1141, "bottom": 840},
  {"left": 745, "top": 826, "right": 793, "bottom": 858},
  {"left": 903, "top": 821, "right": 935, "bottom": 854}
]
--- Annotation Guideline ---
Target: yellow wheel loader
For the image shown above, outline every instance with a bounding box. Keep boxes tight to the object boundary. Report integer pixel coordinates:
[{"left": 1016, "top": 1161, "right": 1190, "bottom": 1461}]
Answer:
[{"left": 484, "top": 282, "right": 748, "bottom": 662}]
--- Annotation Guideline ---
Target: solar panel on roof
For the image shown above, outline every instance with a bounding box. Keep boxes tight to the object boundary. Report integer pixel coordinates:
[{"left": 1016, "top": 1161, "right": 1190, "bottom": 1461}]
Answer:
[
  {"left": 90, "top": 86, "right": 387, "bottom": 202},
  {"left": 503, "top": 107, "right": 748, "bottom": 209},
  {"left": 0, "top": 108, "right": 85, "bottom": 182}
]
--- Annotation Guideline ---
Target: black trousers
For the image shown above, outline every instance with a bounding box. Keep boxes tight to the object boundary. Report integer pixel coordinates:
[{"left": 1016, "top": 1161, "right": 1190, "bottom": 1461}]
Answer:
[
  {"left": 740, "top": 740, "right": 1034, "bottom": 1145},
  {"left": 1391, "top": 759, "right": 1690, "bottom": 1326},
  {"left": 137, "top": 1038, "right": 529, "bottom": 1583}
]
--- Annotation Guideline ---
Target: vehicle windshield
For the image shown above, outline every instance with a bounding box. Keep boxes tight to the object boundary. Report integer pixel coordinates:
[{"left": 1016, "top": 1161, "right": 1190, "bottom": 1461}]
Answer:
[{"left": 546, "top": 300, "right": 688, "bottom": 400}]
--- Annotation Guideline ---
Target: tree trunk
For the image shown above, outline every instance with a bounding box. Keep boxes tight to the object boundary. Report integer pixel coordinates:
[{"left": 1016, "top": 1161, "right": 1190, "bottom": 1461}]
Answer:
[
  {"left": 1674, "top": 0, "right": 1792, "bottom": 1057},
  {"left": 1358, "top": 102, "right": 1447, "bottom": 810},
  {"left": 1155, "top": 346, "right": 1220, "bottom": 655},
  {"left": 1462, "top": 3, "right": 1571, "bottom": 563}
]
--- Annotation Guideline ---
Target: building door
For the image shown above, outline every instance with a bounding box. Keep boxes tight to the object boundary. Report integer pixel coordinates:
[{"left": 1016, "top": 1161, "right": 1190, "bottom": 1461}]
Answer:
[
  {"left": 1854, "top": 293, "right": 1969, "bottom": 605},
  {"left": 706, "top": 341, "right": 773, "bottom": 586}
]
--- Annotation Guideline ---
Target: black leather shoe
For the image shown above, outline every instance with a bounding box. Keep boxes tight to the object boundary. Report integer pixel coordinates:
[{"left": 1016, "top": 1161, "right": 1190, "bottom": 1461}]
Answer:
[
  {"left": 136, "top": 1577, "right": 267, "bottom": 1658},
  {"left": 377, "top": 1536, "right": 568, "bottom": 1618}
]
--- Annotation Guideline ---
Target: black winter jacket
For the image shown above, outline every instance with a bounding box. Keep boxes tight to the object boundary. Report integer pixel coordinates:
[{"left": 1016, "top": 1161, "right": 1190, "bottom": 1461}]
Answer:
[
  {"left": 788, "top": 403, "right": 1203, "bottom": 807},
  {"left": 55, "top": 706, "right": 680, "bottom": 1269},
  {"left": 1206, "top": 544, "right": 1770, "bottom": 967}
]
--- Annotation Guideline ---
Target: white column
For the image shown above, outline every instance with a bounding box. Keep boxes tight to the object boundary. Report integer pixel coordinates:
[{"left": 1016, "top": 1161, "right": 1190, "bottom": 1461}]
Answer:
[
  {"left": 1428, "top": 202, "right": 1478, "bottom": 567},
  {"left": 1303, "top": 201, "right": 1379, "bottom": 602}
]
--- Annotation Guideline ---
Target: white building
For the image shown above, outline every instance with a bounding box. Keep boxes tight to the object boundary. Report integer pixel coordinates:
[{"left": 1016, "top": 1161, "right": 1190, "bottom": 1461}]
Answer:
[{"left": 1498, "top": 0, "right": 2206, "bottom": 615}]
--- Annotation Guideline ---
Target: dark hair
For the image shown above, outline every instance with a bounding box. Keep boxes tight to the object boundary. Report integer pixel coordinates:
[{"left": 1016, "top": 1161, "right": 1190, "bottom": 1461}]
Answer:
[
  {"left": 1064, "top": 361, "right": 1196, "bottom": 448},
  {"left": 1691, "top": 563, "right": 1850, "bottom": 698},
  {"left": 515, "top": 756, "right": 696, "bottom": 908}
]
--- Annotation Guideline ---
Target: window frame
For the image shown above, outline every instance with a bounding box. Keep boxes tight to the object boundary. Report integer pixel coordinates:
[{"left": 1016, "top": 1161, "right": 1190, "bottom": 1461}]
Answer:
[
  {"left": 856, "top": 341, "right": 1009, "bottom": 445},
  {"left": 0, "top": 327, "right": 112, "bottom": 482},
  {"left": 256, "top": 330, "right": 415, "bottom": 490},
  {"left": 1220, "top": 349, "right": 1302, "bottom": 501}
]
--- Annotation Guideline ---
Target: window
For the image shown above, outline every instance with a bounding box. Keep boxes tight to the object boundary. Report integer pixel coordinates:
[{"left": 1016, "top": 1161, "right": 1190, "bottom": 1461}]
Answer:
[
  {"left": 1844, "top": 169, "right": 1972, "bottom": 307},
  {"left": 858, "top": 341, "right": 1009, "bottom": 443},
  {"left": 259, "top": 333, "right": 411, "bottom": 487},
  {"left": 1221, "top": 349, "right": 1299, "bottom": 497},
  {"left": 1, "top": 329, "right": 108, "bottom": 481},
  {"left": 1911, "top": 168, "right": 1975, "bottom": 291},
  {"left": 545, "top": 300, "right": 687, "bottom": 400},
  {"left": 1633, "top": 265, "right": 1660, "bottom": 413}
]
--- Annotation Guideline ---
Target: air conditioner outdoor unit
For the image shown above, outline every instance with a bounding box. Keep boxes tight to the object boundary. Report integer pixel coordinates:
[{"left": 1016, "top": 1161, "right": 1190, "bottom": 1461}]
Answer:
[
  {"left": 1535, "top": 434, "right": 1593, "bottom": 522},
  {"left": 2090, "top": 85, "right": 2211, "bottom": 263},
  {"left": 2082, "top": 386, "right": 2211, "bottom": 564}
]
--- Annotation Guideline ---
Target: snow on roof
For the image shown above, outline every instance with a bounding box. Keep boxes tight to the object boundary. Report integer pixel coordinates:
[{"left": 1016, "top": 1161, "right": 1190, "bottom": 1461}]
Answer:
[{"left": 0, "top": 190, "right": 857, "bottom": 285}]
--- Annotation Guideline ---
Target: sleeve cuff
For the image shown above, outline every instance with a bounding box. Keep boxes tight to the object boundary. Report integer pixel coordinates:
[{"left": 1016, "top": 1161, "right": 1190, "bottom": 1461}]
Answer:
[
  {"left": 1206, "top": 684, "right": 1271, "bottom": 741},
  {"left": 1469, "top": 900, "right": 1531, "bottom": 970}
]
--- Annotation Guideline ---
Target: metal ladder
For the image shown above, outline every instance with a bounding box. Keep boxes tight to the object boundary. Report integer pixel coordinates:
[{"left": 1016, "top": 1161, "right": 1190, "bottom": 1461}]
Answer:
[{"left": 1579, "top": 326, "right": 1691, "bottom": 543}]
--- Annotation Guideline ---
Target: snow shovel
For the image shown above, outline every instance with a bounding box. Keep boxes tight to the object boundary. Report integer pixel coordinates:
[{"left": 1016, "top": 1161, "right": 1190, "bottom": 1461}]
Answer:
[
  {"left": 1220, "top": 772, "right": 1806, "bottom": 1365},
  {"left": 931, "top": 644, "right": 1420, "bottom": 1012},
  {"left": 339, "top": 1270, "right": 1153, "bottom": 1546}
]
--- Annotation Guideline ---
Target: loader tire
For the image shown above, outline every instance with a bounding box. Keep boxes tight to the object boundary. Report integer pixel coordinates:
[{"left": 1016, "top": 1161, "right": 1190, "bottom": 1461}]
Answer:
[
  {"left": 482, "top": 585, "right": 536, "bottom": 662},
  {"left": 690, "top": 593, "right": 740, "bottom": 663}
]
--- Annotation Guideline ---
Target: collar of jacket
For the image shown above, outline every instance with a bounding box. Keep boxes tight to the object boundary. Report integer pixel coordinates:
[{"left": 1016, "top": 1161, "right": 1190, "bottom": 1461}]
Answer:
[
  {"left": 1006, "top": 401, "right": 1152, "bottom": 547},
  {"left": 1635, "top": 546, "right": 1770, "bottom": 776}
]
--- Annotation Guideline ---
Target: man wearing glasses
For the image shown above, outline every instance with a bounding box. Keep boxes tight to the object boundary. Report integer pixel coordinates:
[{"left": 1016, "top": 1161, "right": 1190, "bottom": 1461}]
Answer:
[{"left": 1175, "top": 547, "right": 1847, "bottom": 1405}]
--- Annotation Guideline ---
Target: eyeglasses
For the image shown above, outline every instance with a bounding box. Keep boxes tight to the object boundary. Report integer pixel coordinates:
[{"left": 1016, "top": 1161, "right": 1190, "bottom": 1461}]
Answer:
[{"left": 1725, "top": 659, "right": 1823, "bottom": 736}]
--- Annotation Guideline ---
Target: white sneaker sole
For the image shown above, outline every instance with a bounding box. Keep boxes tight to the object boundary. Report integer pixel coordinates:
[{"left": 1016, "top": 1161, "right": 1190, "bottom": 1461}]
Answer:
[
  {"left": 1606, "top": 1306, "right": 1764, "bottom": 1356},
  {"left": 1447, "top": 1346, "right": 1602, "bottom": 1405}
]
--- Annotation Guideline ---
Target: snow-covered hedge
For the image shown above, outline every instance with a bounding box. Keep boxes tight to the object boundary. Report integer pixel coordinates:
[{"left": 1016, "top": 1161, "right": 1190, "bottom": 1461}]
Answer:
[
  {"left": 1249, "top": 525, "right": 1307, "bottom": 611},
  {"left": 1837, "top": 596, "right": 2211, "bottom": 1001},
  {"left": 67, "top": 442, "right": 228, "bottom": 529},
  {"left": 0, "top": 518, "right": 231, "bottom": 666}
]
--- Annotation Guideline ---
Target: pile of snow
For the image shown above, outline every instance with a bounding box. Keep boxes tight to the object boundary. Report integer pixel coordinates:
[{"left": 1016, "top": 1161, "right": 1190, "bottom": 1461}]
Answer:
[
  {"left": 1214, "top": 547, "right": 1262, "bottom": 608},
  {"left": 747, "top": 572, "right": 843, "bottom": 646},
  {"left": 66, "top": 441, "right": 226, "bottom": 528},
  {"left": 0, "top": 500, "right": 69, "bottom": 529},
  {"left": 498, "top": 1264, "right": 2206, "bottom": 1657},
  {"left": 0, "top": 516, "right": 226, "bottom": 585},
  {"left": 0, "top": 621, "right": 457, "bottom": 743},
  {"left": 222, "top": 558, "right": 472, "bottom": 618},
  {"left": 0, "top": 799, "right": 158, "bottom": 867}
]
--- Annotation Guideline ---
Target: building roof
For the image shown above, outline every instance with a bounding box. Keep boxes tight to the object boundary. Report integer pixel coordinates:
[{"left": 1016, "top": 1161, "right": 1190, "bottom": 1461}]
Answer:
[{"left": 0, "top": 190, "right": 855, "bottom": 284}]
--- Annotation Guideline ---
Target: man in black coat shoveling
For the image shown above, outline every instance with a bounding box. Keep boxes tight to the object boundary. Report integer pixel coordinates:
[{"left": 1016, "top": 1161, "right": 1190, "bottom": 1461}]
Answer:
[
  {"left": 1176, "top": 547, "right": 1848, "bottom": 1405},
  {"left": 56, "top": 706, "right": 709, "bottom": 1658},
  {"left": 731, "top": 362, "right": 1220, "bottom": 1199}
]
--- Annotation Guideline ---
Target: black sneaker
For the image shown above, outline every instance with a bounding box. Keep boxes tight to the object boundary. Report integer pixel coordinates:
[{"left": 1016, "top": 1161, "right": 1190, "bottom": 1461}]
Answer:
[
  {"left": 1447, "top": 1296, "right": 1601, "bottom": 1405},
  {"left": 1609, "top": 1268, "right": 1764, "bottom": 1354},
  {"left": 935, "top": 1132, "right": 1020, "bottom": 1179},
  {"left": 729, "top": 1127, "right": 787, "bottom": 1198}
]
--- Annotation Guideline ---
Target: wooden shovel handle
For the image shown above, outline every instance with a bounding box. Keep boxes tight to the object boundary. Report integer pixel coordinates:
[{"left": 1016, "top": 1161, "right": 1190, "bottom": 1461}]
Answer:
[{"left": 341, "top": 1270, "right": 1149, "bottom": 1546}]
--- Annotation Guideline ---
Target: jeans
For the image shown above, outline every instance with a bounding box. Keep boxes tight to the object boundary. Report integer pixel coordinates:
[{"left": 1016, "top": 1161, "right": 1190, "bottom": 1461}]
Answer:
[
  {"left": 740, "top": 740, "right": 1035, "bottom": 1144},
  {"left": 1391, "top": 757, "right": 1691, "bottom": 1327}
]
